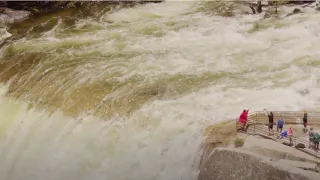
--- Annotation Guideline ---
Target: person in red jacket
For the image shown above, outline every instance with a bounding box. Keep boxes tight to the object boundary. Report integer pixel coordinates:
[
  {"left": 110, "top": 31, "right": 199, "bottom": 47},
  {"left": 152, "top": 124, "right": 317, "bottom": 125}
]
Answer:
[{"left": 237, "top": 109, "right": 249, "bottom": 131}]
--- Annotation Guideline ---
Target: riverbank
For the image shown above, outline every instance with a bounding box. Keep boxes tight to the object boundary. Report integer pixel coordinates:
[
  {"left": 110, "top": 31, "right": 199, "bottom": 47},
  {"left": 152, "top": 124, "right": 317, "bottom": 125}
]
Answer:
[
  {"left": 1, "top": 0, "right": 319, "bottom": 25},
  {"left": 1, "top": 1, "right": 164, "bottom": 14},
  {"left": 0, "top": 1, "right": 163, "bottom": 25}
]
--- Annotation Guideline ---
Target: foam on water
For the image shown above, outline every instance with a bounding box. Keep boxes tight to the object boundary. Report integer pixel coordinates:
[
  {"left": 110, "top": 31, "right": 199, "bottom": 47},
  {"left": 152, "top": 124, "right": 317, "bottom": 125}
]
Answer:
[
  {"left": 0, "top": 27, "right": 11, "bottom": 42},
  {"left": 1, "top": 1, "right": 320, "bottom": 180}
]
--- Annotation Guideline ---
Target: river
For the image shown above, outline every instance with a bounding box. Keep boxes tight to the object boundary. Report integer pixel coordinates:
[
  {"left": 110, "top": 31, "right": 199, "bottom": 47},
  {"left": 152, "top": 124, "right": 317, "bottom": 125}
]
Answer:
[{"left": 1, "top": 1, "right": 320, "bottom": 180}]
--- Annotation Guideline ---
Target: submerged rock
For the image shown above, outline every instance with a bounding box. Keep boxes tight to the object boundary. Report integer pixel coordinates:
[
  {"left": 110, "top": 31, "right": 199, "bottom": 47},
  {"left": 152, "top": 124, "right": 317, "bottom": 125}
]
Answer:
[
  {"left": 0, "top": 7, "right": 30, "bottom": 24},
  {"left": 286, "top": 8, "right": 302, "bottom": 17},
  {"left": 263, "top": 12, "right": 271, "bottom": 19},
  {"left": 198, "top": 148, "right": 319, "bottom": 180}
]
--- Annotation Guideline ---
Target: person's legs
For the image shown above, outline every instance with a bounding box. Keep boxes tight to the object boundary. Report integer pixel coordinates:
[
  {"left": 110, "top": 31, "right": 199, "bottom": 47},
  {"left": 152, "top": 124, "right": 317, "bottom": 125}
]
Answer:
[
  {"left": 303, "top": 122, "right": 307, "bottom": 133},
  {"left": 279, "top": 125, "right": 283, "bottom": 134},
  {"left": 239, "top": 122, "right": 245, "bottom": 132},
  {"left": 268, "top": 124, "right": 271, "bottom": 135},
  {"left": 243, "top": 122, "right": 247, "bottom": 132},
  {"left": 236, "top": 121, "right": 242, "bottom": 131}
]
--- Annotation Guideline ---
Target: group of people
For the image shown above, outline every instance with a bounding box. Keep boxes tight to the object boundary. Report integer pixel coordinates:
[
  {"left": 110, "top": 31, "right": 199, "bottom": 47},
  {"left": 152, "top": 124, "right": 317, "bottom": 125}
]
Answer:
[
  {"left": 264, "top": 109, "right": 285, "bottom": 134},
  {"left": 263, "top": 109, "right": 293, "bottom": 144},
  {"left": 236, "top": 109, "right": 320, "bottom": 150}
]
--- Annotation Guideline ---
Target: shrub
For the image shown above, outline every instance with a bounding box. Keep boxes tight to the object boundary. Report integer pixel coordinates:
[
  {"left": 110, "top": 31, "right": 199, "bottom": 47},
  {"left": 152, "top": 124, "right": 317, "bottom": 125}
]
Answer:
[{"left": 234, "top": 137, "right": 245, "bottom": 148}]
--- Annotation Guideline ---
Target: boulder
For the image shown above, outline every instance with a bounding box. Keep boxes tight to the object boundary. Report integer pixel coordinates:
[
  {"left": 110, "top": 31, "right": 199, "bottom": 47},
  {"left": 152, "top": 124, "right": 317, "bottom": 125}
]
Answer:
[
  {"left": 295, "top": 143, "right": 306, "bottom": 149},
  {"left": 198, "top": 148, "right": 319, "bottom": 180},
  {"left": 283, "top": 142, "right": 293, "bottom": 146}
]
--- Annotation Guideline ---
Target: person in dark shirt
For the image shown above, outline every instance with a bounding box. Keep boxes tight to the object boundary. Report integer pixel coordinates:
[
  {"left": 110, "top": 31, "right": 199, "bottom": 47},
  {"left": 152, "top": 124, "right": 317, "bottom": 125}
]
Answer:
[
  {"left": 264, "top": 109, "right": 274, "bottom": 135},
  {"left": 303, "top": 110, "right": 308, "bottom": 133}
]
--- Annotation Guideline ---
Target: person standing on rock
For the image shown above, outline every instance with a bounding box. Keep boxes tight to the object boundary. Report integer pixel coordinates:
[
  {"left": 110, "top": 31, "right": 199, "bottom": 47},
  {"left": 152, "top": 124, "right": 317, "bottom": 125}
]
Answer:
[
  {"left": 288, "top": 125, "right": 294, "bottom": 146},
  {"left": 277, "top": 116, "right": 284, "bottom": 133},
  {"left": 237, "top": 109, "right": 249, "bottom": 132},
  {"left": 303, "top": 110, "right": 308, "bottom": 133},
  {"left": 315, "top": 133, "right": 320, "bottom": 151},
  {"left": 264, "top": 109, "right": 274, "bottom": 135}
]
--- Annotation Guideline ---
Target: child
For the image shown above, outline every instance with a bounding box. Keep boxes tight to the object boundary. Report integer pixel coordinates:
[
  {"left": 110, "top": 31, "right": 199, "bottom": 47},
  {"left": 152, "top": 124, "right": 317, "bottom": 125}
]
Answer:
[{"left": 280, "top": 129, "right": 288, "bottom": 138}]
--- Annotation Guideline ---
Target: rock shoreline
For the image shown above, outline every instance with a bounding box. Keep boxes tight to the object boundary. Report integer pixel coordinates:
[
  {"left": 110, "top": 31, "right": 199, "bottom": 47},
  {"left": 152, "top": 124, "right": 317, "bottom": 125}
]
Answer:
[
  {"left": 1, "top": 0, "right": 319, "bottom": 25},
  {"left": 0, "top": 1, "right": 163, "bottom": 14},
  {"left": 0, "top": 1, "right": 164, "bottom": 25},
  {"left": 199, "top": 121, "right": 320, "bottom": 180}
]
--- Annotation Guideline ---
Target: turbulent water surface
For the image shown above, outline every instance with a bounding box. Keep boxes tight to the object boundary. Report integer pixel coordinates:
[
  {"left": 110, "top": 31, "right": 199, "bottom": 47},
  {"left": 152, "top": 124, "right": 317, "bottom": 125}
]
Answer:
[{"left": 1, "top": 1, "right": 320, "bottom": 180}]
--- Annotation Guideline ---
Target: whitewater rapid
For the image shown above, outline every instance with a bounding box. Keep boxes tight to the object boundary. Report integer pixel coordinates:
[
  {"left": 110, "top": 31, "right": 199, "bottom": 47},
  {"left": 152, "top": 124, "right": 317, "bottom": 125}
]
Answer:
[{"left": 1, "top": 1, "right": 320, "bottom": 180}]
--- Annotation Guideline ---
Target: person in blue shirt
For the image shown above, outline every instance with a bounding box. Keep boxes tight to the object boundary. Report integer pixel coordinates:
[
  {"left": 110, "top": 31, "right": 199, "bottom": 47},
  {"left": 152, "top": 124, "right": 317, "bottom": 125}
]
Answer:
[
  {"left": 280, "top": 129, "right": 288, "bottom": 138},
  {"left": 277, "top": 116, "right": 284, "bottom": 133}
]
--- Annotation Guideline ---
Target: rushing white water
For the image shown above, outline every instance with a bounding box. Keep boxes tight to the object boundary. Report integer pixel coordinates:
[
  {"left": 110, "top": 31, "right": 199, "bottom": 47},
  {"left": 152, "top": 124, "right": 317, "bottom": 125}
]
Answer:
[
  {"left": 1, "top": 1, "right": 320, "bottom": 180},
  {"left": 0, "top": 27, "right": 11, "bottom": 42}
]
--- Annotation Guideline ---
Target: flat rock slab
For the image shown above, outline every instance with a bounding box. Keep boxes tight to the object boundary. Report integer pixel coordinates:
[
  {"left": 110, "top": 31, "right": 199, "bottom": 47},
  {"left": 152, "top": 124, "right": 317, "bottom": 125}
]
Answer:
[
  {"left": 278, "top": 159, "right": 317, "bottom": 170},
  {"left": 243, "top": 134, "right": 320, "bottom": 163}
]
